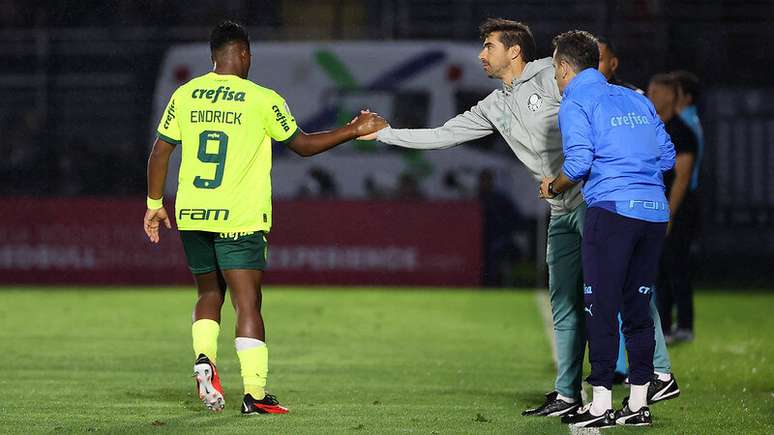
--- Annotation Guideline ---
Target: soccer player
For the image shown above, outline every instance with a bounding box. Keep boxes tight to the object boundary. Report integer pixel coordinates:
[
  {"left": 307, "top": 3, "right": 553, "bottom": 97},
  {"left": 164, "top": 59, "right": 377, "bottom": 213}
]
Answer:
[
  {"left": 358, "top": 18, "right": 677, "bottom": 417},
  {"left": 144, "top": 21, "right": 386, "bottom": 414},
  {"left": 649, "top": 73, "right": 700, "bottom": 343},
  {"left": 541, "top": 30, "right": 675, "bottom": 427}
]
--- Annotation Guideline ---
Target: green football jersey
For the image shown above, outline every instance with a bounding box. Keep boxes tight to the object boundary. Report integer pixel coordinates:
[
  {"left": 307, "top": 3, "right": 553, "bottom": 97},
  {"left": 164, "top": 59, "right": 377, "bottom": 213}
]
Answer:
[{"left": 157, "top": 72, "right": 298, "bottom": 233}]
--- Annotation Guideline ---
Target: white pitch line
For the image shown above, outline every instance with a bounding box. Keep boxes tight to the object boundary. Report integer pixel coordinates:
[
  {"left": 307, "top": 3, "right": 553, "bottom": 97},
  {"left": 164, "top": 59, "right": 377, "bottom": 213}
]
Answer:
[{"left": 534, "top": 290, "right": 599, "bottom": 435}]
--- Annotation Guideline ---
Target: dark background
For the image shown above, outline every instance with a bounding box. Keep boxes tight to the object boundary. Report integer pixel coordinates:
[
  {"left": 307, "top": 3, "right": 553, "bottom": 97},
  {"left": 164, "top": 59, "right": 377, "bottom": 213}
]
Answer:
[{"left": 2, "top": 0, "right": 772, "bottom": 286}]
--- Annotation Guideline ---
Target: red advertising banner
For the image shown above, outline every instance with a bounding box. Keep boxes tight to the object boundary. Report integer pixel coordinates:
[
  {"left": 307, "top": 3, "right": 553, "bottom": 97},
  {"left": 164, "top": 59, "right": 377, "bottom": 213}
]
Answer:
[{"left": 1, "top": 199, "right": 481, "bottom": 287}]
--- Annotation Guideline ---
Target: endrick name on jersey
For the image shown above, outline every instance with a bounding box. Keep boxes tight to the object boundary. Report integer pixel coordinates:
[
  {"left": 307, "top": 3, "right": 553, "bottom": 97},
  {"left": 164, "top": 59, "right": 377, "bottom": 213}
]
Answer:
[{"left": 191, "top": 110, "right": 242, "bottom": 125}]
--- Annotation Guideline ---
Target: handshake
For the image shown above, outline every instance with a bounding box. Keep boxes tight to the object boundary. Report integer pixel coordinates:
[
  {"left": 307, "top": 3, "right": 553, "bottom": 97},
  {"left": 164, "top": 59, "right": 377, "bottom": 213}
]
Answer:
[{"left": 348, "top": 110, "right": 389, "bottom": 141}]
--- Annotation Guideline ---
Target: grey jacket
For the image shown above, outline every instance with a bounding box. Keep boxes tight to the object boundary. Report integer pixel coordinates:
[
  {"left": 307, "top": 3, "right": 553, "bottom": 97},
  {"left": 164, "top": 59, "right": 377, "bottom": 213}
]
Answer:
[{"left": 377, "top": 57, "right": 583, "bottom": 216}]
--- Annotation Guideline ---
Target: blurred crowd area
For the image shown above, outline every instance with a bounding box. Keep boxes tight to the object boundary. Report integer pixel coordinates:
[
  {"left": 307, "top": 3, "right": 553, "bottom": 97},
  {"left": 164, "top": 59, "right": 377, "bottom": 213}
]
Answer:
[
  {"left": 1, "top": 0, "right": 772, "bottom": 197},
  {"left": 1, "top": 0, "right": 771, "bottom": 286}
]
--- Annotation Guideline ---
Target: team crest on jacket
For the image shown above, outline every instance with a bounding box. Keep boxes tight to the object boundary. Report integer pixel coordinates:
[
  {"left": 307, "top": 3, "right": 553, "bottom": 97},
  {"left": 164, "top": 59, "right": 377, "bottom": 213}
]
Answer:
[{"left": 527, "top": 93, "right": 542, "bottom": 112}]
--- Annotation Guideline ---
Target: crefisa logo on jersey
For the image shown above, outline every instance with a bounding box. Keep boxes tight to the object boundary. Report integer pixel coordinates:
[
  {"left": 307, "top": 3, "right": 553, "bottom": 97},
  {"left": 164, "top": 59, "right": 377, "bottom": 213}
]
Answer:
[
  {"left": 163, "top": 99, "right": 176, "bottom": 129},
  {"left": 191, "top": 86, "right": 246, "bottom": 103},
  {"left": 272, "top": 105, "right": 290, "bottom": 132},
  {"left": 527, "top": 93, "right": 542, "bottom": 112}
]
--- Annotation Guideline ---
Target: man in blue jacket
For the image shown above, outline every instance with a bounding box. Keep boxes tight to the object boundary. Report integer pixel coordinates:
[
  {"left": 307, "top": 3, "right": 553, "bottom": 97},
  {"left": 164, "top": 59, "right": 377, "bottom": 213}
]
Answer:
[{"left": 540, "top": 30, "right": 676, "bottom": 428}]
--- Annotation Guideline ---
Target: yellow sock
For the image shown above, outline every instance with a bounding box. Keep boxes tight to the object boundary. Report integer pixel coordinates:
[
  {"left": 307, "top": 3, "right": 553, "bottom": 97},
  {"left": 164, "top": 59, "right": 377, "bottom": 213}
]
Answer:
[
  {"left": 192, "top": 319, "right": 220, "bottom": 363},
  {"left": 235, "top": 337, "right": 268, "bottom": 398}
]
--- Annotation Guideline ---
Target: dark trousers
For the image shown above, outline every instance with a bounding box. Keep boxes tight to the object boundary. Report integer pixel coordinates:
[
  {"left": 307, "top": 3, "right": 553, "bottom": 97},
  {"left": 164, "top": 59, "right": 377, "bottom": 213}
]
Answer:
[
  {"left": 658, "top": 193, "right": 699, "bottom": 332},
  {"left": 582, "top": 207, "right": 666, "bottom": 388}
]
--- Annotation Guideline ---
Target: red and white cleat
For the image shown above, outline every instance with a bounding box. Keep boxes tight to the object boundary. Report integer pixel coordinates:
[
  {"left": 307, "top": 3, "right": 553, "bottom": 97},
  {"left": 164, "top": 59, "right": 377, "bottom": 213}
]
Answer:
[
  {"left": 241, "top": 393, "right": 289, "bottom": 415},
  {"left": 193, "top": 354, "right": 225, "bottom": 412}
]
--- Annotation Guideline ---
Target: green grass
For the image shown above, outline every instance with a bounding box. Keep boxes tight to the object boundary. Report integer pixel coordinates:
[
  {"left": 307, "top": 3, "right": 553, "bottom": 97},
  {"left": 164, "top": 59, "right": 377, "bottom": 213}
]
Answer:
[{"left": 0, "top": 288, "right": 772, "bottom": 434}]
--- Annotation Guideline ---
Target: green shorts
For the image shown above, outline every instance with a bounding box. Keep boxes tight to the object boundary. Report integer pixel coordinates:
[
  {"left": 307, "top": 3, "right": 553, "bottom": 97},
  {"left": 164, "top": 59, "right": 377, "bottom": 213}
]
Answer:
[{"left": 179, "top": 230, "right": 268, "bottom": 275}]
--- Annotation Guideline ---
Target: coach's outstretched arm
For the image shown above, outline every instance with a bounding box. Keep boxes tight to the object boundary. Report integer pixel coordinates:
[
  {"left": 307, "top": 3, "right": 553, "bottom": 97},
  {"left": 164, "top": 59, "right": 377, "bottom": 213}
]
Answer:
[
  {"left": 286, "top": 111, "right": 387, "bottom": 157},
  {"left": 357, "top": 102, "right": 494, "bottom": 149}
]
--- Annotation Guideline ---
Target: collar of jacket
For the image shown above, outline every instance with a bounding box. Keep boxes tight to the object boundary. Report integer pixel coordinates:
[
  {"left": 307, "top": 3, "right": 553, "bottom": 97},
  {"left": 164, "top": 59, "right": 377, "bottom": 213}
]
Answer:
[
  {"left": 502, "top": 57, "right": 554, "bottom": 94},
  {"left": 562, "top": 68, "right": 606, "bottom": 98}
]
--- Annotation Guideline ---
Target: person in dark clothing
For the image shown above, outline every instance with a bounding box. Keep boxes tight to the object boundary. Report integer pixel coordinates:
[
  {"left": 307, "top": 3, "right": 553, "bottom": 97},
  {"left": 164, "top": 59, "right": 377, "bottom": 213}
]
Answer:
[
  {"left": 543, "top": 30, "right": 675, "bottom": 428},
  {"left": 598, "top": 36, "right": 643, "bottom": 383},
  {"left": 647, "top": 73, "right": 699, "bottom": 344},
  {"left": 478, "top": 169, "right": 523, "bottom": 287}
]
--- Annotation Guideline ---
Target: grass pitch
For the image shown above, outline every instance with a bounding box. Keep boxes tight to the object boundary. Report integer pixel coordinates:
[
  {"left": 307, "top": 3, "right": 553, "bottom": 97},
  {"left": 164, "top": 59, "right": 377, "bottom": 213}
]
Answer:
[{"left": 0, "top": 287, "right": 772, "bottom": 434}]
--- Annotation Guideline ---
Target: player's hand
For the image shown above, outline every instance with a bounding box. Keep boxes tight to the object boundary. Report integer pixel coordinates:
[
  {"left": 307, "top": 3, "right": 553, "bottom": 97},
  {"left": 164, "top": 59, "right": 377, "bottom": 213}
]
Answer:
[
  {"left": 666, "top": 220, "right": 673, "bottom": 236},
  {"left": 538, "top": 177, "right": 555, "bottom": 199},
  {"left": 144, "top": 207, "right": 172, "bottom": 243},
  {"left": 350, "top": 110, "right": 388, "bottom": 140}
]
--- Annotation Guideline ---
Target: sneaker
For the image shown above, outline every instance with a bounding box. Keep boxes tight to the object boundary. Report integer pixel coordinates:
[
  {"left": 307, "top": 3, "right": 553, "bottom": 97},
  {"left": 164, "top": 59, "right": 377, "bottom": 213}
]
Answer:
[
  {"left": 241, "top": 393, "right": 289, "bottom": 415},
  {"left": 521, "top": 391, "right": 581, "bottom": 417},
  {"left": 615, "top": 405, "right": 652, "bottom": 426},
  {"left": 623, "top": 373, "right": 680, "bottom": 406},
  {"left": 672, "top": 328, "right": 694, "bottom": 343},
  {"left": 193, "top": 354, "right": 225, "bottom": 412},
  {"left": 562, "top": 404, "right": 616, "bottom": 428}
]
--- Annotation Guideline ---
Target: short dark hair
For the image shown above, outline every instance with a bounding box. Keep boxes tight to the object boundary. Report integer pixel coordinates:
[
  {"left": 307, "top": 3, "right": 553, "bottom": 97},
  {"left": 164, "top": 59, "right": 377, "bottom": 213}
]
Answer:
[
  {"left": 479, "top": 18, "right": 536, "bottom": 62},
  {"left": 552, "top": 30, "right": 599, "bottom": 72},
  {"left": 210, "top": 20, "right": 249, "bottom": 54},
  {"left": 671, "top": 70, "right": 701, "bottom": 101},
  {"left": 552, "top": 30, "right": 599, "bottom": 73},
  {"left": 596, "top": 35, "right": 617, "bottom": 57}
]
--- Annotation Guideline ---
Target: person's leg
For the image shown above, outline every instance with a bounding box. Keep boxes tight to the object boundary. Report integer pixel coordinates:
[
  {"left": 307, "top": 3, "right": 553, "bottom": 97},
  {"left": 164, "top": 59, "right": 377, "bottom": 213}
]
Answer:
[
  {"left": 180, "top": 230, "right": 225, "bottom": 361},
  {"left": 223, "top": 268, "right": 266, "bottom": 339},
  {"left": 650, "top": 294, "right": 672, "bottom": 375},
  {"left": 523, "top": 205, "right": 586, "bottom": 416},
  {"left": 192, "top": 270, "right": 227, "bottom": 362},
  {"left": 222, "top": 268, "right": 269, "bottom": 394},
  {"left": 583, "top": 208, "right": 634, "bottom": 414},
  {"left": 216, "top": 231, "right": 286, "bottom": 414},
  {"left": 614, "top": 314, "right": 628, "bottom": 379},
  {"left": 621, "top": 220, "right": 665, "bottom": 412},
  {"left": 656, "top": 240, "right": 675, "bottom": 337},
  {"left": 216, "top": 231, "right": 269, "bottom": 399},
  {"left": 547, "top": 209, "right": 585, "bottom": 401},
  {"left": 670, "top": 218, "right": 695, "bottom": 335},
  {"left": 180, "top": 230, "right": 226, "bottom": 412}
]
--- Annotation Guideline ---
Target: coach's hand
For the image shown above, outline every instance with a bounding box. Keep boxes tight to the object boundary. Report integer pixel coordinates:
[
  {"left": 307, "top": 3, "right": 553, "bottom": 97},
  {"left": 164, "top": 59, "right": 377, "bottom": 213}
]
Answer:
[
  {"left": 539, "top": 177, "right": 556, "bottom": 199},
  {"left": 350, "top": 110, "right": 388, "bottom": 141},
  {"left": 144, "top": 207, "right": 172, "bottom": 243}
]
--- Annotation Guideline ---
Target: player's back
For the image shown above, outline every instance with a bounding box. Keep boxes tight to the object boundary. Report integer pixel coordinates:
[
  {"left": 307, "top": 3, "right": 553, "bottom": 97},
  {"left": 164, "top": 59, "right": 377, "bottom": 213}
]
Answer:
[{"left": 156, "top": 72, "right": 298, "bottom": 234}]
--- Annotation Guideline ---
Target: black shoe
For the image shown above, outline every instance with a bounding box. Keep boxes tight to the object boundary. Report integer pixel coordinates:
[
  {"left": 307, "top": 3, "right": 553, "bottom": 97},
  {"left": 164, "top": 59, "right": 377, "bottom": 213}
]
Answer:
[
  {"left": 241, "top": 393, "right": 289, "bottom": 415},
  {"left": 615, "top": 405, "right": 652, "bottom": 426},
  {"left": 522, "top": 391, "right": 581, "bottom": 417},
  {"left": 623, "top": 373, "right": 680, "bottom": 406},
  {"left": 562, "top": 405, "right": 616, "bottom": 428}
]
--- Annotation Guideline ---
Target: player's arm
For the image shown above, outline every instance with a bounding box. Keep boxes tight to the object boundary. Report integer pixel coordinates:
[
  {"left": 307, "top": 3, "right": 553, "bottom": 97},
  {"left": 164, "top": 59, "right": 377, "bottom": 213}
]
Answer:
[
  {"left": 361, "top": 100, "right": 494, "bottom": 149},
  {"left": 541, "top": 101, "right": 592, "bottom": 198},
  {"left": 144, "top": 92, "right": 180, "bottom": 243},
  {"left": 144, "top": 137, "right": 175, "bottom": 243},
  {"left": 285, "top": 111, "right": 387, "bottom": 157},
  {"left": 264, "top": 91, "right": 386, "bottom": 157}
]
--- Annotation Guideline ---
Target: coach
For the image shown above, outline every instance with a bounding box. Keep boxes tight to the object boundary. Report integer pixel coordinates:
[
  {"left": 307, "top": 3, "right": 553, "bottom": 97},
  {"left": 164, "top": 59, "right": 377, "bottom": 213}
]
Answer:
[{"left": 540, "top": 31, "right": 675, "bottom": 428}]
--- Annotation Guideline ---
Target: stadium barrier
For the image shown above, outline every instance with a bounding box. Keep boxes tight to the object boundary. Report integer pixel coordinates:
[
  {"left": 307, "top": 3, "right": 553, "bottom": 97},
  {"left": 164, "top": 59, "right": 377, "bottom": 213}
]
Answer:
[{"left": 1, "top": 198, "right": 482, "bottom": 287}]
